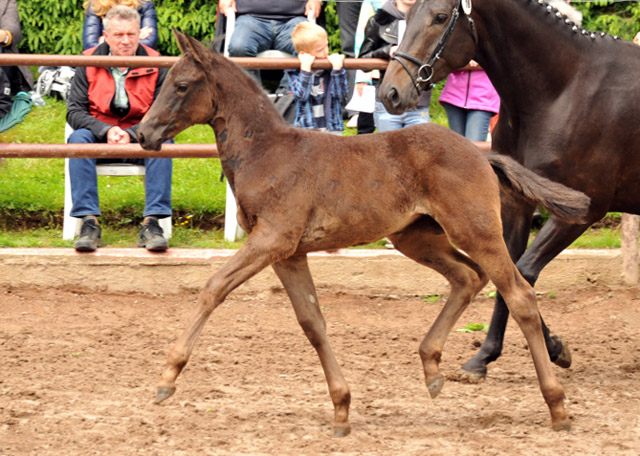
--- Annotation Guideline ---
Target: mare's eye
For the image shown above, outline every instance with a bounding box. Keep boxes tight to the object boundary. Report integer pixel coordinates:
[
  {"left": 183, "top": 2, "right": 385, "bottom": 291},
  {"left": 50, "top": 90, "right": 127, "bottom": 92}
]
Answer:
[
  {"left": 433, "top": 14, "right": 448, "bottom": 25},
  {"left": 176, "top": 84, "right": 189, "bottom": 94}
]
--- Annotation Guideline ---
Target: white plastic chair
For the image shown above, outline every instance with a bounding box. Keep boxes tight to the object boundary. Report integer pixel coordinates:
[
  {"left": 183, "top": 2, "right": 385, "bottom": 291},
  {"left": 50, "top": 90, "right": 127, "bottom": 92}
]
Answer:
[
  {"left": 221, "top": 10, "right": 314, "bottom": 242},
  {"left": 62, "top": 124, "right": 172, "bottom": 240}
]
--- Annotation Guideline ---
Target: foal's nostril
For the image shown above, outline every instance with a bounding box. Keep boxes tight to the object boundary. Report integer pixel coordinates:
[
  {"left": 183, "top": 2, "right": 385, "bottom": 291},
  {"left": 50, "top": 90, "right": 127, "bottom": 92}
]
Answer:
[{"left": 138, "top": 131, "right": 146, "bottom": 148}]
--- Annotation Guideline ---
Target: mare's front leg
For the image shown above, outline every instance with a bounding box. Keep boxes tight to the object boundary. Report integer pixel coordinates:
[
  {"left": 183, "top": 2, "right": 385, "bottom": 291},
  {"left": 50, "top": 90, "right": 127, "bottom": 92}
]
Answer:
[
  {"left": 155, "top": 225, "right": 295, "bottom": 404},
  {"left": 272, "top": 255, "right": 351, "bottom": 437},
  {"left": 389, "top": 217, "right": 489, "bottom": 399},
  {"left": 461, "top": 216, "right": 590, "bottom": 380}
]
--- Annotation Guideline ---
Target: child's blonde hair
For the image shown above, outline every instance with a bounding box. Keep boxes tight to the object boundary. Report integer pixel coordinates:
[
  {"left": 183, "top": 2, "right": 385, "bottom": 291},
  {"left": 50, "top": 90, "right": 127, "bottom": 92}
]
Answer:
[
  {"left": 291, "top": 21, "right": 328, "bottom": 53},
  {"left": 83, "top": 0, "right": 145, "bottom": 17}
]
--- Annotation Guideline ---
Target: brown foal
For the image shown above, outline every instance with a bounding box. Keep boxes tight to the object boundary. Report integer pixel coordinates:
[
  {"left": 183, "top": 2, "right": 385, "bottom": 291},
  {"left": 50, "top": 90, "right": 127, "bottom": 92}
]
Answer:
[{"left": 137, "top": 30, "right": 589, "bottom": 435}]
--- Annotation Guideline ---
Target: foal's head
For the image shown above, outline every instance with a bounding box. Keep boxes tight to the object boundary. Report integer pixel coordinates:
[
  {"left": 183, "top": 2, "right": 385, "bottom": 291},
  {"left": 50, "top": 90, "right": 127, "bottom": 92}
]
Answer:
[
  {"left": 379, "top": 0, "right": 477, "bottom": 114},
  {"left": 139, "top": 29, "right": 231, "bottom": 150}
]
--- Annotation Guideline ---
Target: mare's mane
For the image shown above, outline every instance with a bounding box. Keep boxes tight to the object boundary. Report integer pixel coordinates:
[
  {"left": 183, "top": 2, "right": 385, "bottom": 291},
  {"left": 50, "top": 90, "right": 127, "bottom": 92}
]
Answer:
[{"left": 517, "top": 0, "right": 620, "bottom": 42}]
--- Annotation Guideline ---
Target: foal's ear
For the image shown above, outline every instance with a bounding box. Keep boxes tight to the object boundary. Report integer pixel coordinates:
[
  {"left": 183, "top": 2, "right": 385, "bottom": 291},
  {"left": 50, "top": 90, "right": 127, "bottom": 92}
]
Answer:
[{"left": 172, "top": 27, "right": 207, "bottom": 64}]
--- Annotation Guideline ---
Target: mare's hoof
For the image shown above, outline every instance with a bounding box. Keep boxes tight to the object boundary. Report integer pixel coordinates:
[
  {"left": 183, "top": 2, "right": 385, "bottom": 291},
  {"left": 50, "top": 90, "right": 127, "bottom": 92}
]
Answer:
[
  {"left": 333, "top": 423, "right": 351, "bottom": 437},
  {"left": 552, "top": 418, "right": 572, "bottom": 432},
  {"left": 552, "top": 337, "right": 572, "bottom": 369},
  {"left": 453, "top": 369, "right": 486, "bottom": 384},
  {"left": 427, "top": 375, "right": 445, "bottom": 399},
  {"left": 154, "top": 385, "right": 176, "bottom": 404}
]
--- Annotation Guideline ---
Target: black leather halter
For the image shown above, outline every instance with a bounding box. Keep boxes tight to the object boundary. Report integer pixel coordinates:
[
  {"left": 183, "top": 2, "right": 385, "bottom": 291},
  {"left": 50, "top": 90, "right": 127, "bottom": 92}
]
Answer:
[{"left": 392, "top": 0, "right": 477, "bottom": 95}]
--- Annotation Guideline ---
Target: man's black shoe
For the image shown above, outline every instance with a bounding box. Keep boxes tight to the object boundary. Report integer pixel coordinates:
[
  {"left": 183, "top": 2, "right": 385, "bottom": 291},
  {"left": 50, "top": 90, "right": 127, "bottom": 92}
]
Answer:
[
  {"left": 138, "top": 217, "right": 169, "bottom": 252},
  {"left": 74, "top": 216, "right": 102, "bottom": 252}
]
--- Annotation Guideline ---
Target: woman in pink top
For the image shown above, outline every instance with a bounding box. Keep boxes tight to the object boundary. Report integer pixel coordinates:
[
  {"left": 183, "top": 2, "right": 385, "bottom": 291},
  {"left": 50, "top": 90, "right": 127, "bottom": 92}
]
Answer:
[{"left": 439, "top": 61, "right": 500, "bottom": 141}]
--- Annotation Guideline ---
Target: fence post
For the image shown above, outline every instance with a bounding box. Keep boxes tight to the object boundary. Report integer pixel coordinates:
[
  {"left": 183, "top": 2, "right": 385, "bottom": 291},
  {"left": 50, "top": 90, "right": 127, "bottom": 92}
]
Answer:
[{"left": 621, "top": 213, "right": 638, "bottom": 285}]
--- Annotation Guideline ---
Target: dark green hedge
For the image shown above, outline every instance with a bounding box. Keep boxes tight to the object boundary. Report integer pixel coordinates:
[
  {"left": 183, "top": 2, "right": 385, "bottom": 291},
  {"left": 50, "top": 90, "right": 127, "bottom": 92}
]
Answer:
[{"left": 16, "top": 0, "right": 341, "bottom": 56}]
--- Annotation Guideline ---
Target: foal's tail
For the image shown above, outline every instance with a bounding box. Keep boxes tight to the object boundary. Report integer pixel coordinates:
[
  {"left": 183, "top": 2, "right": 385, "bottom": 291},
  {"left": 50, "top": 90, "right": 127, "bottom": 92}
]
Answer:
[{"left": 488, "top": 154, "right": 591, "bottom": 223}]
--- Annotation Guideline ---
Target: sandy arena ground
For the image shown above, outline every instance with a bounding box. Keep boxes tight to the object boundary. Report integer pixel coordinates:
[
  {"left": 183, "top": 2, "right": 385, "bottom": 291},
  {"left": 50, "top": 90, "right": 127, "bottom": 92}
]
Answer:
[{"left": 1, "top": 268, "right": 639, "bottom": 455}]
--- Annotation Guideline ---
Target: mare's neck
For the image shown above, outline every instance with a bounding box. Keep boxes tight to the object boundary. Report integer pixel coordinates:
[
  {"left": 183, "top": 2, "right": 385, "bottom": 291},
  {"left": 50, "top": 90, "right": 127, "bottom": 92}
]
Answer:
[{"left": 472, "top": 0, "right": 590, "bottom": 111}]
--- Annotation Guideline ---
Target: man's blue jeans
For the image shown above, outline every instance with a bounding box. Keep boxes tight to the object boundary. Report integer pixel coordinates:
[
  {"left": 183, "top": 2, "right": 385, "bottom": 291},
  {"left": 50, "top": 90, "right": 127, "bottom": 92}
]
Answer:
[
  {"left": 228, "top": 15, "right": 306, "bottom": 84},
  {"left": 373, "top": 101, "right": 430, "bottom": 132},
  {"left": 68, "top": 128, "right": 172, "bottom": 219},
  {"left": 442, "top": 102, "right": 494, "bottom": 142}
]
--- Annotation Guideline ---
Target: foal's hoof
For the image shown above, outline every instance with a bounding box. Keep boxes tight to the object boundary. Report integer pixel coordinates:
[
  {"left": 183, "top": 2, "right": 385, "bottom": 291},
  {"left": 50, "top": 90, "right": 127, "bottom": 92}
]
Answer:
[
  {"left": 551, "top": 337, "right": 572, "bottom": 369},
  {"left": 333, "top": 423, "right": 351, "bottom": 437},
  {"left": 552, "top": 417, "right": 572, "bottom": 432},
  {"left": 154, "top": 385, "right": 176, "bottom": 404},
  {"left": 427, "top": 375, "right": 445, "bottom": 399}
]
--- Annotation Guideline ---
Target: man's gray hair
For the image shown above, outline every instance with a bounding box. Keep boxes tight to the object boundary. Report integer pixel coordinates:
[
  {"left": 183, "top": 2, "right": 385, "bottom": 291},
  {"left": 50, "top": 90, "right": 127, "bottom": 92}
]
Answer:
[{"left": 103, "top": 5, "right": 141, "bottom": 31}]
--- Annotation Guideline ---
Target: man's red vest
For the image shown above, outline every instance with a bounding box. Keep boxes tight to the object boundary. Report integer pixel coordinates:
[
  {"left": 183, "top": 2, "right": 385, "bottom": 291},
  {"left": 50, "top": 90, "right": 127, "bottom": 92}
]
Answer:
[{"left": 83, "top": 44, "right": 160, "bottom": 129}]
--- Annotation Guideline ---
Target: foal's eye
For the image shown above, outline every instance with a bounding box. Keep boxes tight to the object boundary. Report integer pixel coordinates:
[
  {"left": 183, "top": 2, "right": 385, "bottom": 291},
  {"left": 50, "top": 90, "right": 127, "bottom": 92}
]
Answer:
[
  {"left": 433, "top": 14, "right": 448, "bottom": 25},
  {"left": 176, "top": 84, "right": 189, "bottom": 94}
]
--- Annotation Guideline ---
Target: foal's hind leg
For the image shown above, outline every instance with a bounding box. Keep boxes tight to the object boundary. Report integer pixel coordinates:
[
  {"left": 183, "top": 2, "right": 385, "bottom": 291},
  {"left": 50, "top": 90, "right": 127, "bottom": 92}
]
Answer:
[
  {"left": 460, "top": 238, "right": 570, "bottom": 431},
  {"left": 272, "top": 255, "right": 351, "bottom": 437},
  {"left": 155, "top": 227, "right": 294, "bottom": 404},
  {"left": 390, "top": 217, "right": 489, "bottom": 399}
]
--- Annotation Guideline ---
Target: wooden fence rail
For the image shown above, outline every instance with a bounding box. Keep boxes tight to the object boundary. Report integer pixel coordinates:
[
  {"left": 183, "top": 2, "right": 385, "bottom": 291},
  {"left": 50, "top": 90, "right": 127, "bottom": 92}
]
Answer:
[{"left": 0, "top": 54, "right": 635, "bottom": 284}]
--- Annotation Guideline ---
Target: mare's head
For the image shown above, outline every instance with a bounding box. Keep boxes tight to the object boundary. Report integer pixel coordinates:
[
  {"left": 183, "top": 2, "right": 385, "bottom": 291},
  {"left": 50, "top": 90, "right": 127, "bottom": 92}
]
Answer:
[
  {"left": 379, "top": 0, "right": 478, "bottom": 114},
  {"left": 139, "top": 29, "right": 223, "bottom": 151}
]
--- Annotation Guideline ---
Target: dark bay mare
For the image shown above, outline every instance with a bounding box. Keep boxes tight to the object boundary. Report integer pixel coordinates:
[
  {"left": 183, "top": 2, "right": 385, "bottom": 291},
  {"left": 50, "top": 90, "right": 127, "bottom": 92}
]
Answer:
[
  {"left": 379, "top": 0, "right": 640, "bottom": 381},
  {"left": 138, "top": 30, "right": 590, "bottom": 434}
]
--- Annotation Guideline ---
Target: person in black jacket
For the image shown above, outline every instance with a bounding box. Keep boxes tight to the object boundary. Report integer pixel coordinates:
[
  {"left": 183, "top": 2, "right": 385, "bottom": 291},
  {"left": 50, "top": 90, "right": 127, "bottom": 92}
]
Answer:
[{"left": 358, "top": 0, "right": 431, "bottom": 132}]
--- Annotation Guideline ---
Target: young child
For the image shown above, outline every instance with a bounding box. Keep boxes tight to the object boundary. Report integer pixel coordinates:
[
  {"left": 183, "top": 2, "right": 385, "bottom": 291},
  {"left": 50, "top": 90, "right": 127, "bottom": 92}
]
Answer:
[{"left": 286, "top": 21, "right": 348, "bottom": 135}]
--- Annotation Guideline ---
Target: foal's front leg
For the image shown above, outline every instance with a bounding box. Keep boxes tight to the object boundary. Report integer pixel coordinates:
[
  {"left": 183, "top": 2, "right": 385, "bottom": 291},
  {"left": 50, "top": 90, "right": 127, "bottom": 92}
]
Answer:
[
  {"left": 272, "top": 255, "right": 351, "bottom": 437},
  {"left": 155, "top": 228, "right": 292, "bottom": 404}
]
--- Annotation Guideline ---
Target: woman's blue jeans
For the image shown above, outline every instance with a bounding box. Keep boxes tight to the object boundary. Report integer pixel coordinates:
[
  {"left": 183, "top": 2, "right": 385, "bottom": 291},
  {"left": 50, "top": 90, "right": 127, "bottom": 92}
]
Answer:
[
  {"left": 373, "top": 101, "right": 430, "bottom": 132},
  {"left": 67, "top": 128, "right": 172, "bottom": 219},
  {"left": 442, "top": 102, "right": 494, "bottom": 141}
]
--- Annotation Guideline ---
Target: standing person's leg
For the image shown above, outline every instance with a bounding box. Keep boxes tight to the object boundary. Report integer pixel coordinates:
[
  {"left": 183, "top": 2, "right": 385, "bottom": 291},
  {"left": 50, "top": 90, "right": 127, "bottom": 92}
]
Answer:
[
  {"left": 336, "top": 2, "right": 361, "bottom": 107},
  {"left": 402, "top": 106, "right": 431, "bottom": 127},
  {"left": 357, "top": 111, "right": 375, "bottom": 134},
  {"left": 464, "top": 109, "right": 494, "bottom": 142},
  {"left": 374, "top": 101, "right": 403, "bottom": 132},
  {"left": 228, "top": 15, "right": 273, "bottom": 84},
  {"left": 442, "top": 102, "right": 468, "bottom": 136}
]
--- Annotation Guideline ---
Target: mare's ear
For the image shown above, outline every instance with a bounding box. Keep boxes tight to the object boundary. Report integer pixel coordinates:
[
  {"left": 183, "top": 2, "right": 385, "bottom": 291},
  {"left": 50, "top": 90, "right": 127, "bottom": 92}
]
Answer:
[{"left": 172, "top": 27, "right": 208, "bottom": 64}]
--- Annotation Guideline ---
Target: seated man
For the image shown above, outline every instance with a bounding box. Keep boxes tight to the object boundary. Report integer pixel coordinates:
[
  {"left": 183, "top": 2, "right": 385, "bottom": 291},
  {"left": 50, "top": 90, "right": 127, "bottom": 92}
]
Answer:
[
  {"left": 218, "top": 0, "right": 321, "bottom": 85},
  {"left": 66, "top": 5, "right": 171, "bottom": 252}
]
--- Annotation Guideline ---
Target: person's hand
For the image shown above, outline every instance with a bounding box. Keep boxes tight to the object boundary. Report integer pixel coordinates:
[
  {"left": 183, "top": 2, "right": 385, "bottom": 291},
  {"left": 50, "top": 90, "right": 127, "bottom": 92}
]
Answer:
[
  {"left": 139, "top": 26, "right": 153, "bottom": 40},
  {"left": 305, "top": 0, "right": 322, "bottom": 19},
  {"left": 634, "top": 31, "right": 640, "bottom": 46},
  {"left": 355, "top": 82, "right": 369, "bottom": 97},
  {"left": 107, "top": 126, "right": 131, "bottom": 144},
  {"left": 328, "top": 53, "right": 345, "bottom": 71},
  {"left": 390, "top": 45, "right": 398, "bottom": 57},
  {"left": 219, "top": 0, "right": 236, "bottom": 15},
  {"left": 298, "top": 52, "right": 316, "bottom": 72}
]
